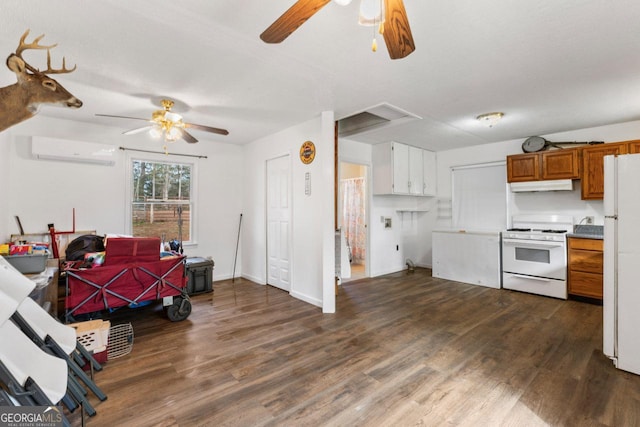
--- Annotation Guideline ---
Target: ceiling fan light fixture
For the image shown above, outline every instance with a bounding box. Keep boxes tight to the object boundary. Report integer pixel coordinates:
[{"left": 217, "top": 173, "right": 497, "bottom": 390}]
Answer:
[
  {"left": 149, "top": 126, "right": 163, "bottom": 139},
  {"left": 359, "top": 0, "right": 385, "bottom": 26},
  {"left": 96, "top": 98, "right": 229, "bottom": 145},
  {"left": 164, "top": 111, "right": 182, "bottom": 123},
  {"left": 476, "top": 112, "right": 504, "bottom": 128},
  {"left": 166, "top": 126, "right": 181, "bottom": 141}
]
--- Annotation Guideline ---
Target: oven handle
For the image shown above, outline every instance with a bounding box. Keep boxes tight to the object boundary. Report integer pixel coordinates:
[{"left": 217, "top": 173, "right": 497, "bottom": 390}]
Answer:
[
  {"left": 509, "top": 273, "right": 552, "bottom": 282},
  {"left": 502, "top": 238, "right": 564, "bottom": 249}
]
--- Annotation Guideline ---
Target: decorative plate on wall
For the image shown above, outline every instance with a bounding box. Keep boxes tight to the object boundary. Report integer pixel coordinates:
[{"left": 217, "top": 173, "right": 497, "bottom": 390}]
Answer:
[{"left": 300, "top": 140, "right": 316, "bottom": 164}]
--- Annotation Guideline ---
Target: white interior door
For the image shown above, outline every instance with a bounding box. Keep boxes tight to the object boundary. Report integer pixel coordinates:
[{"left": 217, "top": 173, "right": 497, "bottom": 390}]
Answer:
[{"left": 266, "top": 155, "right": 291, "bottom": 291}]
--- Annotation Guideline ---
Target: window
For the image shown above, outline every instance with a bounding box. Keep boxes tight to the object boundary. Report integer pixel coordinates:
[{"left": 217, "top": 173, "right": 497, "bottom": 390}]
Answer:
[{"left": 131, "top": 160, "right": 193, "bottom": 244}]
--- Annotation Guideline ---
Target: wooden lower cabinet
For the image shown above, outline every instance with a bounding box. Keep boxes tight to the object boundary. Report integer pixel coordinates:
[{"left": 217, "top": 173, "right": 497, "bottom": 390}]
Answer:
[{"left": 567, "top": 237, "right": 603, "bottom": 299}]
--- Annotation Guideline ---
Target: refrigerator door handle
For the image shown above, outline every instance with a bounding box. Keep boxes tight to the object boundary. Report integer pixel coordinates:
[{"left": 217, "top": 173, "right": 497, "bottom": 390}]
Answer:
[{"left": 605, "top": 215, "right": 618, "bottom": 219}]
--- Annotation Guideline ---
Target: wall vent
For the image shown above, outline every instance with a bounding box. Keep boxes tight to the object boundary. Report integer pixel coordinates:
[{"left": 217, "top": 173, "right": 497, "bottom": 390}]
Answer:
[{"left": 338, "top": 102, "right": 421, "bottom": 137}]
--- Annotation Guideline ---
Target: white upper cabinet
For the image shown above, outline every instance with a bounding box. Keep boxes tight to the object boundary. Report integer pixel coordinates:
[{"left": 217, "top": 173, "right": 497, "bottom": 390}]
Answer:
[
  {"left": 408, "top": 145, "right": 424, "bottom": 195},
  {"left": 373, "top": 142, "right": 436, "bottom": 196},
  {"left": 422, "top": 149, "right": 437, "bottom": 196},
  {"left": 392, "top": 142, "right": 410, "bottom": 194}
]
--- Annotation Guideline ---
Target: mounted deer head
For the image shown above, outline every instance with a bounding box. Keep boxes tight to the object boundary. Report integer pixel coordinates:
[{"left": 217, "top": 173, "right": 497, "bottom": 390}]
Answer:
[{"left": 0, "top": 30, "right": 82, "bottom": 132}]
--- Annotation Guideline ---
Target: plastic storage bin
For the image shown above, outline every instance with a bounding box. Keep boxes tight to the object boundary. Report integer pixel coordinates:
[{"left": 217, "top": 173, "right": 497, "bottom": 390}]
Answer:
[
  {"left": 185, "top": 257, "right": 214, "bottom": 295},
  {"left": 3, "top": 253, "right": 49, "bottom": 274}
]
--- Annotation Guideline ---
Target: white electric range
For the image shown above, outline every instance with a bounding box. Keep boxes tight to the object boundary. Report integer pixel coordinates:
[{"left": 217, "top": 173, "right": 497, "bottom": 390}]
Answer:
[{"left": 501, "top": 215, "right": 573, "bottom": 299}]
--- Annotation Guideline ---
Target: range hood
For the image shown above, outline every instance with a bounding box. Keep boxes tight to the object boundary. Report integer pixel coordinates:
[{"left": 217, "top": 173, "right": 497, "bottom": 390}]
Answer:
[{"left": 510, "top": 179, "right": 573, "bottom": 192}]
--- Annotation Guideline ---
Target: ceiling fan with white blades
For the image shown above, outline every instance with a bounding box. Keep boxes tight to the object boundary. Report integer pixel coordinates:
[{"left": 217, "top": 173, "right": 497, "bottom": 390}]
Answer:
[
  {"left": 260, "top": 0, "right": 415, "bottom": 60},
  {"left": 96, "top": 99, "right": 229, "bottom": 144}
]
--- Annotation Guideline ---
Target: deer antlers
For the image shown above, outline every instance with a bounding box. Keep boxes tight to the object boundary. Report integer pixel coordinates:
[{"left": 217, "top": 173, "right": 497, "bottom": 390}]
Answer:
[
  {"left": 0, "top": 29, "right": 82, "bottom": 132},
  {"left": 15, "top": 29, "right": 77, "bottom": 75}
]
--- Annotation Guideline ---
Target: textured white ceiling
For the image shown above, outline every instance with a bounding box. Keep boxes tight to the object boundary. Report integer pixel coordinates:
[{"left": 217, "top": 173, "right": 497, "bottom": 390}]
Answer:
[{"left": 2, "top": 0, "right": 640, "bottom": 151}]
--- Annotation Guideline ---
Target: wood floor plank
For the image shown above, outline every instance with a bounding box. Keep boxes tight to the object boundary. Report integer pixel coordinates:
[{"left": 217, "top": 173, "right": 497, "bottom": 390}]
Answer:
[{"left": 65, "top": 270, "right": 640, "bottom": 426}]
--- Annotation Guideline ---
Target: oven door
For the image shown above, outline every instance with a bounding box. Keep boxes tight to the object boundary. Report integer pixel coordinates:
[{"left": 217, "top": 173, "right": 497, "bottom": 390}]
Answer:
[{"left": 501, "top": 238, "right": 567, "bottom": 280}]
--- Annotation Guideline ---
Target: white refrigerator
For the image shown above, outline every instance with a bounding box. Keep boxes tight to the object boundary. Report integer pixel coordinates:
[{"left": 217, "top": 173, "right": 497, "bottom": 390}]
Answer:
[{"left": 603, "top": 153, "right": 640, "bottom": 375}]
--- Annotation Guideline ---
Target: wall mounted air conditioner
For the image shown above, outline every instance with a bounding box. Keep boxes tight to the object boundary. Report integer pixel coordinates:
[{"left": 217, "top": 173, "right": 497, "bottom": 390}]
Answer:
[
  {"left": 510, "top": 179, "right": 573, "bottom": 192},
  {"left": 31, "top": 136, "right": 117, "bottom": 166}
]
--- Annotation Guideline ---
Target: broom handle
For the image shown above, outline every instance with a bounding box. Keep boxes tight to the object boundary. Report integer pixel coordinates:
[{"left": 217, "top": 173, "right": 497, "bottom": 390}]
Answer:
[{"left": 232, "top": 213, "right": 243, "bottom": 282}]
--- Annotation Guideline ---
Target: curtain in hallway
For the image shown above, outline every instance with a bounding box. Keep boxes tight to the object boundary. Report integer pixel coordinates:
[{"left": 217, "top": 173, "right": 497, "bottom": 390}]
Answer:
[{"left": 340, "top": 177, "right": 366, "bottom": 264}]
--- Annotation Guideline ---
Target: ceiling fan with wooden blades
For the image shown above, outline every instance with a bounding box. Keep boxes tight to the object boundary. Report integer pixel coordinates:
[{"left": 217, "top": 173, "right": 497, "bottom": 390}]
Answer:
[
  {"left": 260, "top": 0, "right": 415, "bottom": 60},
  {"left": 96, "top": 99, "right": 229, "bottom": 144}
]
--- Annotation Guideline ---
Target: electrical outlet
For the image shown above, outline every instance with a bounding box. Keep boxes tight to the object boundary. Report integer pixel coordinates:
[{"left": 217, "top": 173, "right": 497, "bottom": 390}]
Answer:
[{"left": 586, "top": 216, "right": 594, "bottom": 224}]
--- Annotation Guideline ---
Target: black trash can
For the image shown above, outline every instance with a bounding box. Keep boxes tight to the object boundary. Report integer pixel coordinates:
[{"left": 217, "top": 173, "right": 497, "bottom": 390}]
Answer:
[{"left": 185, "top": 257, "right": 214, "bottom": 295}]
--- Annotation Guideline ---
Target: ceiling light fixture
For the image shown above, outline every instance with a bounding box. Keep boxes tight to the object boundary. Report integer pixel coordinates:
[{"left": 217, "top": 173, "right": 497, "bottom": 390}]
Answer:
[
  {"left": 476, "top": 112, "right": 504, "bottom": 128},
  {"left": 333, "top": 0, "right": 353, "bottom": 5}
]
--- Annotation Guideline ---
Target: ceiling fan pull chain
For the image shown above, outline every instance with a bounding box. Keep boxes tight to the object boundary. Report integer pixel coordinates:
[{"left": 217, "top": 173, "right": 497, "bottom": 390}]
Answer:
[
  {"left": 370, "top": 0, "right": 385, "bottom": 52},
  {"left": 371, "top": 8, "right": 378, "bottom": 52}
]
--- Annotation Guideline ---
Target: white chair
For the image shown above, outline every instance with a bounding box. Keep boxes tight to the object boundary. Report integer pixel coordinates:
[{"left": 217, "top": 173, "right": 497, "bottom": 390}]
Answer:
[
  {"left": 0, "top": 256, "right": 35, "bottom": 326},
  {"left": 12, "top": 298, "right": 107, "bottom": 414},
  {"left": 0, "top": 320, "right": 67, "bottom": 404},
  {"left": 17, "top": 297, "right": 77, "bottom": 355}
]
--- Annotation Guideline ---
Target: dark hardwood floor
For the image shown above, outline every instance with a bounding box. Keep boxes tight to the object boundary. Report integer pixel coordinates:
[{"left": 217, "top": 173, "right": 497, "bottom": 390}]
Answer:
[{"left": 70, "top": 268, "right": 640, "bottom": 426}]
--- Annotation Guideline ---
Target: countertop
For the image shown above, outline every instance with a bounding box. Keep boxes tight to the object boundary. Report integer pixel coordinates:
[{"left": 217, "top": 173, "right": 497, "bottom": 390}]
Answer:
[
  {"left": 567, "top": 225, "right": 603, "bottom": 240},
  {"left": 433, "top": 229, "right": 501, "bottom": 236}
]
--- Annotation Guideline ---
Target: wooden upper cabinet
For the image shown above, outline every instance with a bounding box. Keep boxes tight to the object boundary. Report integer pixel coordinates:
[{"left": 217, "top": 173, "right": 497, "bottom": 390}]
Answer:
[
  {"left": 541, "top": 149, "right": 581, "bottom": 180},
  {"left": 507, "top": 153, "right": 540, "bottom": 182},
  {"left": 581, "top": 142, "right": 628, "bottom": 199},
  {"left": 627, "top": 139, "right": 640, "bottom": 153},
  {"left": 507, "top": 148, "right": 580, "bottom": 183}
]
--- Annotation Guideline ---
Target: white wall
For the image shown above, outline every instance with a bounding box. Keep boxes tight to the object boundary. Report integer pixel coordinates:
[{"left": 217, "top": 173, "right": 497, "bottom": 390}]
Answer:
[
  {"left": 241, "top": 112, "right": 336, "bottom": 313},
  {"left": 1, "top": 115, "right": 243, "bottom": 280},
  {"left": 0, "top": 131, "right": 10, "bottom": 241},
  {"left": 340, "top": 163, "right": 366, "bottom": 180}
]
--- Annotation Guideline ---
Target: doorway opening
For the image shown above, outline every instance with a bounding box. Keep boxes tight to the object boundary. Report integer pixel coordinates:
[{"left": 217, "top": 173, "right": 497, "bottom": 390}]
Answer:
[{"left": 339, "top": 162, "right": 368, "bottom": 282}]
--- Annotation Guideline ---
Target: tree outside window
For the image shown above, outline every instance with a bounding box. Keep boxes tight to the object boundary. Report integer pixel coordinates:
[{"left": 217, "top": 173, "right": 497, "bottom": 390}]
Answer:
[{"left": 131, "top": 160, "right": 192, "bottom": 245}]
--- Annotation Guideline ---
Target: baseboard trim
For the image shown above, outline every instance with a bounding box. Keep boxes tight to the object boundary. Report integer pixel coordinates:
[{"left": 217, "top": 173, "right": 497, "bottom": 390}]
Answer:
[{"left": 290, "top": 290, "right": 322, "bottom": 308}]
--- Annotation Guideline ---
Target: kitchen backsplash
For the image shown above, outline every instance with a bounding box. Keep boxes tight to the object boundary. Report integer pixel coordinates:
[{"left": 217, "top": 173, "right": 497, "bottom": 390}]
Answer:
[{"left": 510, "top": 186, "right": 604, "bottom": 225}]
